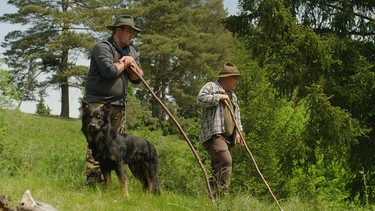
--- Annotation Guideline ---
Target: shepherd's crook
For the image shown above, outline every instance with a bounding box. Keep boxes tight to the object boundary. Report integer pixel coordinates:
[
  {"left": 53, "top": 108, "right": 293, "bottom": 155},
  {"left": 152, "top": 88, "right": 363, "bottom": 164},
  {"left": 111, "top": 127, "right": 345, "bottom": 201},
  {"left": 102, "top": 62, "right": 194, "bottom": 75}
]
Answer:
[
  {"left": 223, "top": 100, "right": 283, "bottom": 211},
  {"left": 129, "top": 66, "right": 215, "bottom": 202}
]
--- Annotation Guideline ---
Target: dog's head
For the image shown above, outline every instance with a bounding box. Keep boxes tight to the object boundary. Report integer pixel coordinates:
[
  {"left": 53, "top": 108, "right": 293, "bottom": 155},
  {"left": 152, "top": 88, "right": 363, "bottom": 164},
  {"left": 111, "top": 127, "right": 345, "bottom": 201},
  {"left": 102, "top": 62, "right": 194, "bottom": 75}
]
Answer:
[{"left": 81, "top": 101, "right": 112, "bottom": 138}]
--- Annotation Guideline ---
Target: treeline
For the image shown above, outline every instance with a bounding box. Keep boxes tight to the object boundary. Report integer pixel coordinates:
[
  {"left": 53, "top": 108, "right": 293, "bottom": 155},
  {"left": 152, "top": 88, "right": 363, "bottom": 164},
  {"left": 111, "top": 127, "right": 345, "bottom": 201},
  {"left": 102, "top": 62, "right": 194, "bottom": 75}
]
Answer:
[
  {"left": 1, "top": 0, "right": 374, "bottom": 207},
  {"left": 223, "top": 0, "right": 375, "bottom": 206}
]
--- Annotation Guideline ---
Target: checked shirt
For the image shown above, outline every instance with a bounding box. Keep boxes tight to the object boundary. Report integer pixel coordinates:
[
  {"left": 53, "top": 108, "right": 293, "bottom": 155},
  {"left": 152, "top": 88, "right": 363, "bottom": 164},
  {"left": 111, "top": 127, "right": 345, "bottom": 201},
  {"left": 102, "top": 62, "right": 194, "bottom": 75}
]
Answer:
[{"left": 197, "top": 81, "right": 243, "bottom": 143}]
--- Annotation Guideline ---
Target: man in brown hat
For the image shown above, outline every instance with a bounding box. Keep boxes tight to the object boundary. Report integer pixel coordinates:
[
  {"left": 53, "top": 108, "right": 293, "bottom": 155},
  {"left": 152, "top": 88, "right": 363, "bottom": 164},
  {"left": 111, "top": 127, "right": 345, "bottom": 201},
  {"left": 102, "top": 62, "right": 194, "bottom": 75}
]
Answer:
[
  {"left": 84, "top": 15, "right": 144, "bottom": 183},
  {"left": 197, "top": 62, "right": 244, "bottom": 196}
]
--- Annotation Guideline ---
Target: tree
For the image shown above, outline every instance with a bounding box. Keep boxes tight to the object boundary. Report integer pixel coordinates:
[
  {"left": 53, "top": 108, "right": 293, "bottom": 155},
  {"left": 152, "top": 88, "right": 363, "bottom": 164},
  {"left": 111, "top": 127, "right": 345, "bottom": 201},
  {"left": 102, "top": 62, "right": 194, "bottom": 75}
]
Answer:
[
  {"left": 36, "top": 96, "right": 51, "bottom": 116},
  {"left": 224, "top": 0, "right": 375, "bottom": 203},
  {"left": 128, "top": 0, "right": 234, "bottom": 128},
  {"left": 0, "top": 63, "right": 20, "bottom": 108},
  {"left": 0, "top": 0, "right": 128, "bottom": 117}
]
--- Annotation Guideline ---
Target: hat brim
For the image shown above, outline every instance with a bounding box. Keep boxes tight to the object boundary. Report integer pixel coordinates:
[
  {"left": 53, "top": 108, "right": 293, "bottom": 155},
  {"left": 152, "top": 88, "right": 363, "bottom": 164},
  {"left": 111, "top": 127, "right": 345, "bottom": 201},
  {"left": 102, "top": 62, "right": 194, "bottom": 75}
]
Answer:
[
  {"left": 106, "top": 25, "right": 142, "bottom": 32},
  {"left": 215, "top": 73, "right": 241, "bottom": 78}
]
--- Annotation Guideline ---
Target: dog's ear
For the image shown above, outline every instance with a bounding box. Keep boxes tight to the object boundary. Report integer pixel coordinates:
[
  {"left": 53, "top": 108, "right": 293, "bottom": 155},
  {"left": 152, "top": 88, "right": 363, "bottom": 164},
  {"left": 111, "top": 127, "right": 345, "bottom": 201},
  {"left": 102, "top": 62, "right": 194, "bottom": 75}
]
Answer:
[
  {"left": 81, "top": 100, "right": 91, "bottom": 112},
  {"left": 102, "top": 102, "right": 112, "bottom": 115}
]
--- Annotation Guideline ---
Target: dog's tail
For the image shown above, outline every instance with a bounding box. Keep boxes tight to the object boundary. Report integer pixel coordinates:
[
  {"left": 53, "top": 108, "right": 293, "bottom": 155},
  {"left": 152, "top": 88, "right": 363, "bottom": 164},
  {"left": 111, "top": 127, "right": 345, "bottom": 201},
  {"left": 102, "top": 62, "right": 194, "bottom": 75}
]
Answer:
[
  {"left": 149, "top": 143, "right": 161, "bottom": 195},
  {"left": 129, "top": 140, "right": 161, "bottom": 195}
]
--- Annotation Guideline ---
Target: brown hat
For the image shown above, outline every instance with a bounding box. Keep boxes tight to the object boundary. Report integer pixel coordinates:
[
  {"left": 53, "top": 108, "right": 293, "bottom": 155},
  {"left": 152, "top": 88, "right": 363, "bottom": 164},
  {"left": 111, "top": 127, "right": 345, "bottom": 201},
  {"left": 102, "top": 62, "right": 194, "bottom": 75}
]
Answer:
[
  {"left": 106, "top": 15, "right": 141, "bottom": 32},
  {"left": 216, "top": 62, "right": 240, "bottom": 77}
]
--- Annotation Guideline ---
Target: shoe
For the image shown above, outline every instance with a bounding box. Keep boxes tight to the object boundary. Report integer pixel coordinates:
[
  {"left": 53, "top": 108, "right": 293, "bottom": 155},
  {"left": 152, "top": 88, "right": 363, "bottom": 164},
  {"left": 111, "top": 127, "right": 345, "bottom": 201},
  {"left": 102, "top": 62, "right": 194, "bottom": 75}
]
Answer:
[{"left": 86, "top": 169, "right": 104, "bottom": 184}]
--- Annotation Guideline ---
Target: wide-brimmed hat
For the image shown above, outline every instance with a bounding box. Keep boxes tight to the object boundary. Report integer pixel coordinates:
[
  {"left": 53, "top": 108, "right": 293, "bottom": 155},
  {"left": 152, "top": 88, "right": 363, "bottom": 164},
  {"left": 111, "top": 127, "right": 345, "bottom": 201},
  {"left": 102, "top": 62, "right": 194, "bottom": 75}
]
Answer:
[
  {"left": 216, "top": 62, "right": 240, "bottom": 78},
  {"left": 106, "top": 15, "right": 141, "bottom": 32}
]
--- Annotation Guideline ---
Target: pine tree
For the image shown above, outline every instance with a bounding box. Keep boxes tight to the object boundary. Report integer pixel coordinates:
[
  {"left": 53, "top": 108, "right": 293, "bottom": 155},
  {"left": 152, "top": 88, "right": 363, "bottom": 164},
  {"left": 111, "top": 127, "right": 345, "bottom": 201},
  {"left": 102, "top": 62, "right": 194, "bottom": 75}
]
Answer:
[
  {"left": 0, "top": 0, "right": 127, "bottom": 117},
  {"left": 129, "top": 0, "right": 234, "bottom": 128}
]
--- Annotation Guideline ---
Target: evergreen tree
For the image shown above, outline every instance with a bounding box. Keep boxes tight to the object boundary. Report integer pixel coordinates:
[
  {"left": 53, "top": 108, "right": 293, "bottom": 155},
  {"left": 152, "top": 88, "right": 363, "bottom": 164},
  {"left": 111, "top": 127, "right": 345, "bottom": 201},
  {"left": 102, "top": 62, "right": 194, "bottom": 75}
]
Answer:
[
  {"left": 0, "top": 0, "right": 127, "bottom": 117},
  {"left": 36, "top": 96, "right": 51, "bottom": 116},
  {"left": 129, "top": 0, "right": 234, "bottom": 128},
  {"left": 224, "top": 0, "right": 375, "bottom": 203}
]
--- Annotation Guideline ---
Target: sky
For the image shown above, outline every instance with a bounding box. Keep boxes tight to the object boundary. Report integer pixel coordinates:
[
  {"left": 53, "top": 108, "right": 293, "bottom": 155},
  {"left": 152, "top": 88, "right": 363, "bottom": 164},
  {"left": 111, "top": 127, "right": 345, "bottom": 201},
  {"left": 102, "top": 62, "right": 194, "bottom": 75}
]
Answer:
[{"left": 0, "top": 1, "right": 239, "bottom": 118}]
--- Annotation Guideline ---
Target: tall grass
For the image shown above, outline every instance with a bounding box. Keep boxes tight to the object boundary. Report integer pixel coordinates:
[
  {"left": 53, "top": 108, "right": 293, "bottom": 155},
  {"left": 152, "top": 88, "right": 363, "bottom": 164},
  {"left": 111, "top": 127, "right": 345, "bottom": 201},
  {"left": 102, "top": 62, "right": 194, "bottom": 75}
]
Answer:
[{"left": 0, "top": 109, "right": 366, "bottom": 210}]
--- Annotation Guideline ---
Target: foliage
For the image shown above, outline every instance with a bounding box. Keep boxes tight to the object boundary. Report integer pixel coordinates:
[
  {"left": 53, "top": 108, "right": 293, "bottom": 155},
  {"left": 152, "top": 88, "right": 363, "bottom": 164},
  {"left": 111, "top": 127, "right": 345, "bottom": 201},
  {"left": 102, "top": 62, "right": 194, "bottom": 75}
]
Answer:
[
  {"left": 0, "top": 0, "right": 128, "bottom": 117},
  {"left": 0, "top": 108, "right": 9, "bottom": 162},
  {"left": 0, "top": 109, "right": 372, "bottom": 210},
  {"left": 284, "top": 0, "right": 375, "bottom": 39},
  {"left": 129, "top": 0, "right": 234, "bottom": 127},
  {"left": 226, "top": 40, "right": 289, "bottom": 199},
  {"left": 2, "top": 0, "right": 375, "bottom": 208},
  {"left": 1, "top": 0, "right": 238, "bottom": 124},
  {"left": 224, "top": 0, "right": 375, "bottom": 205},
  {"left": 134, "top": 129, "right": 207, "bottom": 196},
  {"left": 124, "top": 93, "right": 158, "bottom": 131},
  {"left": 303, "top": 85, "right": 366, "bottom": 166},
  {"left": 36, "top": 97, "right": 51, "bottom": 116},
  {"left": 0, "top": 67, "right": 19, "bottom": 108}
]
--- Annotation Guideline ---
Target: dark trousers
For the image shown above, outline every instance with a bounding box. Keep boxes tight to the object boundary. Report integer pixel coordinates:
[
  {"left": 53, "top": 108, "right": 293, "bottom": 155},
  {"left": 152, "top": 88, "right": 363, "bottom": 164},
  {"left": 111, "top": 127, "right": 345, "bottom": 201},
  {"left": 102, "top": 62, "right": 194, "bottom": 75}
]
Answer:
[{"left": 202, "top": 134, "right": 233, "bottom": 194}]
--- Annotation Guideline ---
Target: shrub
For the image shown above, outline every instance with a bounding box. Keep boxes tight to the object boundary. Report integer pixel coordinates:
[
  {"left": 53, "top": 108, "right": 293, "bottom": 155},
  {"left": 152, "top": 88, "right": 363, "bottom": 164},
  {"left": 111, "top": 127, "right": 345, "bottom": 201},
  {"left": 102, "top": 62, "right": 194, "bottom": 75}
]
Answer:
[{"left": 36, "top": 97, "right": 51, "bottom": 116}]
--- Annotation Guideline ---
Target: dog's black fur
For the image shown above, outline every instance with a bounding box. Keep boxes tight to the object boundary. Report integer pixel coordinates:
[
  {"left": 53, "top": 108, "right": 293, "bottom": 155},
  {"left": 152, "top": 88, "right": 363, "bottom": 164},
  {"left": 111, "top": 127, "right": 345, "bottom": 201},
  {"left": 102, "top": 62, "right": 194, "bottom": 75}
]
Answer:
[{"left": 81, "top": 101, "right": 160, "bottom": 197}]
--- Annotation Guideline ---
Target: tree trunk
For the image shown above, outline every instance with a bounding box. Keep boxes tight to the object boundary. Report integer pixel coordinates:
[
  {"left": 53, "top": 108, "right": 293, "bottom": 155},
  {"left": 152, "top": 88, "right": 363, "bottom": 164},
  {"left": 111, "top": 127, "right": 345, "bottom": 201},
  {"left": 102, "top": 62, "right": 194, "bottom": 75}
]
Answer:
[
  {"left": 60, "top": 46, "right": 70, "bottom": 117},
  {"left": 60, "top": 83, "right": 70, "bottom": 117}
]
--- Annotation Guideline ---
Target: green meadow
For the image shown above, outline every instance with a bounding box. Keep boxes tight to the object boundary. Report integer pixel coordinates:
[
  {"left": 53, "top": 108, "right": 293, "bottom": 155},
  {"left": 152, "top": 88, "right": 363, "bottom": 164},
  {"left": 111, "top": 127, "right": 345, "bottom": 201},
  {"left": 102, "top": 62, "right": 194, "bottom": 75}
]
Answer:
[{"left": 0, "top": 109, "right": 367, "bottom": 210}]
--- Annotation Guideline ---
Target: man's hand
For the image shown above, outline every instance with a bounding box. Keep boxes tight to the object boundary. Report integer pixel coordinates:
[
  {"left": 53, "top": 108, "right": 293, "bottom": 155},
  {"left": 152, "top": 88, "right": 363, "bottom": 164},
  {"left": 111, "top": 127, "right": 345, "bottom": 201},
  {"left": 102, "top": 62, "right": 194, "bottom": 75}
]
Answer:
[
  {"left": 125, "top": 61, "right": 144, "bottom": 80},
  {"left": 219, "top": 94, "right": 229, "bottom": 102},
  {"left": 119, "top": 55, "right": 135, "bottom": 68},
  {"left": 236, "top": 133, "right": 244, "bottom": 147},
  {"left": 115, "top": 55, "right": 144, "bottom": 79},
  {"left": 114, "top": 56, "right": 135, "bottom": 76}
]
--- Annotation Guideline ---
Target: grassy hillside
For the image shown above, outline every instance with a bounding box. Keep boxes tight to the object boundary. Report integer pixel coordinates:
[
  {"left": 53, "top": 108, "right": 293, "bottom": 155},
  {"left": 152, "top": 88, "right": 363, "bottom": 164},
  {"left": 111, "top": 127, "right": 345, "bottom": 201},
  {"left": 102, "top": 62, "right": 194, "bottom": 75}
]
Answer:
[{"left": 0, "top": 109, "right": 363, "bottom": 210}]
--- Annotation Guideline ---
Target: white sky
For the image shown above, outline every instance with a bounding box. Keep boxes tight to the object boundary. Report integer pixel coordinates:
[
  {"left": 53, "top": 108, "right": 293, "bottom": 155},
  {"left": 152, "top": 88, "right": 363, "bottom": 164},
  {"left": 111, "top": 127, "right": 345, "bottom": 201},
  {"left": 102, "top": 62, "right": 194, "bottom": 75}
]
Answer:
[{"left": 0, "top": 1, "right": 239, "bottom": 118}]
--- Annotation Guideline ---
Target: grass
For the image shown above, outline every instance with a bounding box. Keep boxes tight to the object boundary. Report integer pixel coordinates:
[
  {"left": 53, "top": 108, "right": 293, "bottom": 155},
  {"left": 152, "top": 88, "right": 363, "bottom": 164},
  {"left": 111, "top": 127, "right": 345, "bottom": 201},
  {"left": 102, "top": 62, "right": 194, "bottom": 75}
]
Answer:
[{"left": 0, "top": 109, "right": 370, "bottom": 210}]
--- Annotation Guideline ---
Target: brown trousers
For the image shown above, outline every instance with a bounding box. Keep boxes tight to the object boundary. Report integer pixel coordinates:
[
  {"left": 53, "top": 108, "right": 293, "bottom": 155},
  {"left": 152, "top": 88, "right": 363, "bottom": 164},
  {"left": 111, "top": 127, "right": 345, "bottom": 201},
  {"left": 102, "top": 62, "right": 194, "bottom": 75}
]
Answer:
[
  {"left": 202, "top": 134, "right": 233, "bottom": 195},
  {"left": 86, "top": 103, "right": 125, "bottom": 180}
]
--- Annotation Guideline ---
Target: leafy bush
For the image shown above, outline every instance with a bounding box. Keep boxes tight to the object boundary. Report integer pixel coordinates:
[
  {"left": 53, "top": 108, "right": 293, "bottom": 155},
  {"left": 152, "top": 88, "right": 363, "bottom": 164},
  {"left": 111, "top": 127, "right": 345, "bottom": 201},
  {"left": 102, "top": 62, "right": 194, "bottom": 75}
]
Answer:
[{"left": 0, "top": 70, "right": 20, "bottom": 108}]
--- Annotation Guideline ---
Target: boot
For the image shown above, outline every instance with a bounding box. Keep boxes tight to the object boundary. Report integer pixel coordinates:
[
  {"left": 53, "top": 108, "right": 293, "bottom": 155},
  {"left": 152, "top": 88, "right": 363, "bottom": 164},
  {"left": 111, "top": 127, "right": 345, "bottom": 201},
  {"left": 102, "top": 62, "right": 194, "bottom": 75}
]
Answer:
[{"left": 86, "top": 148, "right": 104, "bottom": 184}]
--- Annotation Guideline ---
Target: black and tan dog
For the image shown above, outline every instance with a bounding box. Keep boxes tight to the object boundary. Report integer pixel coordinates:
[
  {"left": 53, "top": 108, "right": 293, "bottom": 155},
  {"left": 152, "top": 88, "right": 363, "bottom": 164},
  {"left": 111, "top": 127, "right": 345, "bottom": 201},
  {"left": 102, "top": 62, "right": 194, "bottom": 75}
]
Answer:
[{"left": 81, "top": 101, "right": 160, "bottom": 197}]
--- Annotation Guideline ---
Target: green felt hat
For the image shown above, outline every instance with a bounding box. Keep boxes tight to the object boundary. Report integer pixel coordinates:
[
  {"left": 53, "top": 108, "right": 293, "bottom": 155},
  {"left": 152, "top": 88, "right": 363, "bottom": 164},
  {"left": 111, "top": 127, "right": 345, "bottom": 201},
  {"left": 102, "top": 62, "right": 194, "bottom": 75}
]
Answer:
[{"left": 106, "top": 15, "right": 141, "bottom": 32}]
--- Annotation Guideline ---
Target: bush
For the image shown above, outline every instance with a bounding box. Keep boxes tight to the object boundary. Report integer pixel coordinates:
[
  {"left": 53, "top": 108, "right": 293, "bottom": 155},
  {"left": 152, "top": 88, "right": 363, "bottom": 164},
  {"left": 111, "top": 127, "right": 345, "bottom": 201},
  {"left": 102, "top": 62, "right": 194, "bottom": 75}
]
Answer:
[{"left": 36, "top": 97, "right": 51, "bottom": 116}]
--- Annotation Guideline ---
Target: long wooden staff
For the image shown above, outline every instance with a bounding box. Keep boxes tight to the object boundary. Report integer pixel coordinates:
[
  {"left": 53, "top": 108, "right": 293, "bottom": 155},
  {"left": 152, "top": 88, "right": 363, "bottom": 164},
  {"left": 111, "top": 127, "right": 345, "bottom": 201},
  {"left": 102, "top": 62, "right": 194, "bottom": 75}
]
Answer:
[
  {"left": 129, "top": 66, "right": 215, "bottom": 202},
  {"left": 223, "top": 100, "right": 284, "bottom": 211}
]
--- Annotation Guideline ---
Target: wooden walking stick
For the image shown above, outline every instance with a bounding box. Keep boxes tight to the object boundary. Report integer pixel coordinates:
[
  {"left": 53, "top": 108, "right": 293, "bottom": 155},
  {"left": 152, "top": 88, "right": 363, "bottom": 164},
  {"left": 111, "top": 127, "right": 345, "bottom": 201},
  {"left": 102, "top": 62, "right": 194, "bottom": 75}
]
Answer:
[
  {"left": 129, "top": 66, "right": 215, "bottom": 202},
  {"left": 223, "top": 100, "right": 284, "bottom": 211}
]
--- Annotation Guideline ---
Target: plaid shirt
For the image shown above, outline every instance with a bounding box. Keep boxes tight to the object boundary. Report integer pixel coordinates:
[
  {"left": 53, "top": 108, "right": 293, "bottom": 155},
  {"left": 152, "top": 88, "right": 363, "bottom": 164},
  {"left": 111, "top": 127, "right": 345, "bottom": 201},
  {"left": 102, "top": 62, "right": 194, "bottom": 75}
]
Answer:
[{"left": 197, "top": 81, "right": 242, "bottom": 142}]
